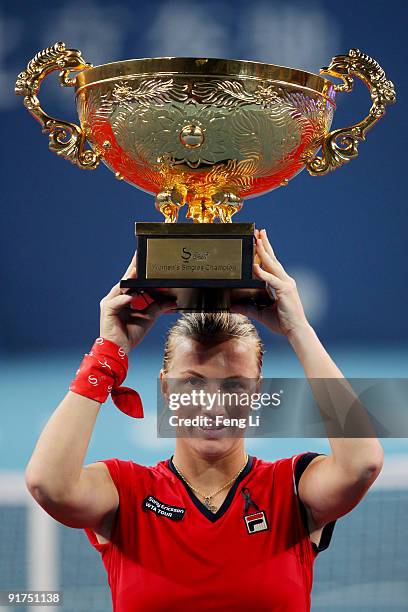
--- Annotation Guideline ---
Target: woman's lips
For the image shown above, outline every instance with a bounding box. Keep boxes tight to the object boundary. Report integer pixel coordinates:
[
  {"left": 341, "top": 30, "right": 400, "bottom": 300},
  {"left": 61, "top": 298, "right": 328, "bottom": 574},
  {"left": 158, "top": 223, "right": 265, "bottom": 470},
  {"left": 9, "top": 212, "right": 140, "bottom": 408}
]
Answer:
[
  {"left": 197, "top": 419, "right": 228, "bottom": 437},
  {"left": 198, "top": 419, "right": 225, "bottom": 430}
]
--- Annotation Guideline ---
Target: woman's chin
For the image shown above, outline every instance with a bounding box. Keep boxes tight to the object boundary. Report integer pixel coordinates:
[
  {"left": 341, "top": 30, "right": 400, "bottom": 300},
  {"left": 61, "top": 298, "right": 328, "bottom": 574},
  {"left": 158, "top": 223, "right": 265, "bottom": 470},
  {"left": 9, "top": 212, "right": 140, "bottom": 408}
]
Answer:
[{"left": 189, "top": 436, "right": 240, "bottom": 457}]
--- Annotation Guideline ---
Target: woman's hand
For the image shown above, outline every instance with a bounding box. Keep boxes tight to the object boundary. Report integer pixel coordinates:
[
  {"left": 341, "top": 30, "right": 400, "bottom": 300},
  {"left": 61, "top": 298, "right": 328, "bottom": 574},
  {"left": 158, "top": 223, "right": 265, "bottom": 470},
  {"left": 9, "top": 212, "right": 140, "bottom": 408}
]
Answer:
[
  {"left": 99, "top": 252, "right": 176, "bottom": 354},
  {"left": 231, "top": 229, "right": 311, "bottom": 338}
]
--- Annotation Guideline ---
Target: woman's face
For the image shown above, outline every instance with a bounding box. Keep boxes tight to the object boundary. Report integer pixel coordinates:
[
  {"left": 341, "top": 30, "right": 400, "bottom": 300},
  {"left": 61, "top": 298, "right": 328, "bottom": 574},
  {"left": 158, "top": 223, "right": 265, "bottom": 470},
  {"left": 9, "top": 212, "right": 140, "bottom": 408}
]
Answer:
[{"left": 160, "top": 337, "right": 260, "bottom": 459}]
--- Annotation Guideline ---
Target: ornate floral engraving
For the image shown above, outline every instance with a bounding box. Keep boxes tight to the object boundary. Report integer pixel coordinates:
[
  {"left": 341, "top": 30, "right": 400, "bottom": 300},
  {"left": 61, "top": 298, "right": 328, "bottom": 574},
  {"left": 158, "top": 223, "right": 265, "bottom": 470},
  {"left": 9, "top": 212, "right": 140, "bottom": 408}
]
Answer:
[
  {"left": 193, "top": 79, "right": 283, "bottom": 110},
  {"left": 112, "top": 78, "right": 189, "bottom": 106},
  {"left": 77, "top": 73, "right": 336, "bottom": 220},
  {"left": 17, "top": 44, "right": 396, "bottom": 221},
  {"left": 113, "top": 102, "right": 231, "bottom": 168}
]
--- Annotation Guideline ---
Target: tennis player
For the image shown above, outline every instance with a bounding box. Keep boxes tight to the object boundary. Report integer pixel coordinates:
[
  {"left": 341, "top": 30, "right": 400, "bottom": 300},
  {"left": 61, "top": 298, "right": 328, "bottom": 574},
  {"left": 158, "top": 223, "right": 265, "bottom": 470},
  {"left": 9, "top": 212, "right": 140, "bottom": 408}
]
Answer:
[{"left": 25, "top": 228, "right": 384, "bottom": 611}]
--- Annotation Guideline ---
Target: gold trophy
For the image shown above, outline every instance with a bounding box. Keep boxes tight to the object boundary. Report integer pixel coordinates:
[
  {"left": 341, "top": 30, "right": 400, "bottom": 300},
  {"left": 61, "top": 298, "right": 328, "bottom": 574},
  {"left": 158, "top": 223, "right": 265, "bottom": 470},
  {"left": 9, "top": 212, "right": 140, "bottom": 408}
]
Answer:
[{"left": 15, "top": 43, "right": 395, "bottom": 311}]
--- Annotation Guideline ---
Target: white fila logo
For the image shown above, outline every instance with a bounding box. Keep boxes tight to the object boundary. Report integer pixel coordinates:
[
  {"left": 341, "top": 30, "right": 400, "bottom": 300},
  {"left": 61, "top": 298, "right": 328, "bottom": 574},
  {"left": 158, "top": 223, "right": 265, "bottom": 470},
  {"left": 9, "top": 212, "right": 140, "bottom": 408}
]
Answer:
[{"left": 244, "top": 511, "right": 269, "bottom": 534}]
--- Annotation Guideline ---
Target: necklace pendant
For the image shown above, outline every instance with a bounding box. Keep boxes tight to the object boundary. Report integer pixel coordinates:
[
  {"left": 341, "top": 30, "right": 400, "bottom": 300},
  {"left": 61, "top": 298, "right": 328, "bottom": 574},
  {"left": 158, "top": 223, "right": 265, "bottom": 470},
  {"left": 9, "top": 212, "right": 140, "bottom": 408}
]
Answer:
[{"left": 204, "top": 497, "right": 217, "bottom": 513}]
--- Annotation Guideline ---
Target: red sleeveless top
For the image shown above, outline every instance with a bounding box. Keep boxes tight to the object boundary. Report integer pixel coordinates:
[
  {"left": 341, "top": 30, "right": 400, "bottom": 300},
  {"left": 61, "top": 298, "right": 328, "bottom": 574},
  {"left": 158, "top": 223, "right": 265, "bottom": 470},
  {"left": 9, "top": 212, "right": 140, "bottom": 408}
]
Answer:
[{"left": 84, "top": 452, "right": 336, "bottom": 611}]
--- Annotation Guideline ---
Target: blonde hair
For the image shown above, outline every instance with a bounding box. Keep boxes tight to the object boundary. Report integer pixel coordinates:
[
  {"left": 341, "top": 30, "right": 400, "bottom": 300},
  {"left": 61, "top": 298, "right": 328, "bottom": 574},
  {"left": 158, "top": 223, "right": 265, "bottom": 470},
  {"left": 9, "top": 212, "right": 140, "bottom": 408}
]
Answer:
[{"left": 163, "top": 312, "right": 264, "bottom": 375}]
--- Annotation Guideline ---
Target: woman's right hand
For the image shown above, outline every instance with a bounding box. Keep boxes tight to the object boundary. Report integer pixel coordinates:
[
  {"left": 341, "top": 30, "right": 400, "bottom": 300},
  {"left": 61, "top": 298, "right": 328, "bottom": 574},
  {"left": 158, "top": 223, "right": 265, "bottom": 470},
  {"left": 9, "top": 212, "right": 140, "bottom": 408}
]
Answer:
[{"left": 99, "top": 252, "right": 176, "bottom": 354}]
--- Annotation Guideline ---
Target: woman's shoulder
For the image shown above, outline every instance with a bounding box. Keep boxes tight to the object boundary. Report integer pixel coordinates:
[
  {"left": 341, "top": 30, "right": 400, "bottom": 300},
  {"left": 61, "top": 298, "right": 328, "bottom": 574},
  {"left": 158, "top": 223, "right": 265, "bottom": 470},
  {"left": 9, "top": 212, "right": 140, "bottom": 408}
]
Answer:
[
  {"left": 252, "top": 453, "right": 301, "bottom": 470},
  {"left": 252, "top": 452, "right": 323, "bottom": 483},
  {"left": 254, "top": 452, "right": 322, "bottom": 467},
  {"left": 99, "top": 456, "right": 173, "bottom": 484}
]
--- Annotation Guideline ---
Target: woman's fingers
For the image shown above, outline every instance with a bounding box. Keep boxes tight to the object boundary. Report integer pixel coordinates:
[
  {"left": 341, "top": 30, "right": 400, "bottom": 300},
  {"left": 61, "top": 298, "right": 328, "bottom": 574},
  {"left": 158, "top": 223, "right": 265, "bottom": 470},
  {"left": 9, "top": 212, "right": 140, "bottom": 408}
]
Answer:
[
  {"left": 102, "top": 251, "right": 138, "bottom": 301},
  {"left": 122, "top": 251, "right": 137, "bottom": 281},
  {"left": 104, "top": 281, "right": 122, "bottom": 299},
  {"left": 257, "top": 230, "right": 287, "bottom": 276},
  {"left": 148, "top": 299, "right": 178, "bottom": 317},
  {"left": 253, "top": 228, "right": 261, "bottom": 265},
  {"left": 129, "top": 295, "right": 177, "bottom": 318},
  {"left": 230, "top": 302, "right": 260, "bottom": 318},
  {"left": 255, "top": 239, "right": 288, "bottom": 281},
  {"left": 254, "top": 230, "right": 297, "bottom": 294},
  {"left": 253, "top": 263, "right": 284, "bottom": 290},
  {"left": 119, "top": 251, "right": 138, "bottom": 295},
  {"left": 259, "top": 228, "right": 276, "bottom": 259},
  {"left": 230, "top": 301, "right": 271, "bottom": 326},
  {"left": 102, "top": 293, "right": 133, "bottom": 314}
]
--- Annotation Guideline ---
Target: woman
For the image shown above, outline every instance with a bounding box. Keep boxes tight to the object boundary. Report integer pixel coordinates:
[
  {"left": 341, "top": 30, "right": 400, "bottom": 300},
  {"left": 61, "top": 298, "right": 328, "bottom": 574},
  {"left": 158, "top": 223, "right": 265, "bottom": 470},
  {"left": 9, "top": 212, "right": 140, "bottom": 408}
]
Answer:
[{"left": 25, "top": 229, "right": 383, "bottom": 611}]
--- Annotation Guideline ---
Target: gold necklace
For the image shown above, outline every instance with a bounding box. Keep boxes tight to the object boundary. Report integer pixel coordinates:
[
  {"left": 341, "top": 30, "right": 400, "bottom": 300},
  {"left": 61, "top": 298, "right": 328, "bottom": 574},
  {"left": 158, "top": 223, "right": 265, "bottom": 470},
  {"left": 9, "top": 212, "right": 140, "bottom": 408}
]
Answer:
[{"left": 172, "top": 453, "right": 249, "bottom": 513}]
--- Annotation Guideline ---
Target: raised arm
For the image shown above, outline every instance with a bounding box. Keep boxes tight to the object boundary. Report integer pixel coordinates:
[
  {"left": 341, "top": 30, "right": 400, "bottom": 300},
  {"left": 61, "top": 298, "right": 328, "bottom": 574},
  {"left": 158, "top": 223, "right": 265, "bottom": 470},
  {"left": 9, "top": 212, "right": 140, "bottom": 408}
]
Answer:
[
  {"left": 231, "top": 228, "right": 383, "bottom": 533},
  {"left": 25, "top": 254, "right": 175, "bottom": 540}
]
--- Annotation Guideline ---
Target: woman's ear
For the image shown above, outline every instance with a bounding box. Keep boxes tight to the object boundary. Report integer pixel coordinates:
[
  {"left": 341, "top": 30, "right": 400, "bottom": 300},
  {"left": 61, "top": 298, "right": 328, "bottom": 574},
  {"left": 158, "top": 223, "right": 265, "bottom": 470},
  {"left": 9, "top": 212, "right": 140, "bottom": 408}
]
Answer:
[{"left": 159, "top": 368, "right": 168, "bottom": 398}]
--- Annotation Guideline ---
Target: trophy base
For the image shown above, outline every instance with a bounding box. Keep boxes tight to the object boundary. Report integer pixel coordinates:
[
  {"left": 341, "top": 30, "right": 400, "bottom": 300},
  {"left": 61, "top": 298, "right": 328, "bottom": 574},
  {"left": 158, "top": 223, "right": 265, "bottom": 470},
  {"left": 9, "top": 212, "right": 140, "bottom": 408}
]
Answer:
[
  {"left": 119, "top": 221, "right": 274, "bottom": 312},
  {"left": 119, "top": 279, "right": 274, "bottom": 312}
]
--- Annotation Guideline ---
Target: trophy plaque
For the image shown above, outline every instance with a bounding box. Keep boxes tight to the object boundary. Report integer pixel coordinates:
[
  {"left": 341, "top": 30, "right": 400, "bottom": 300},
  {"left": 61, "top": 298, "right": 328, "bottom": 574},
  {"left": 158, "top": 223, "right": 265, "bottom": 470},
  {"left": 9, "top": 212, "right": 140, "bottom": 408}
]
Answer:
[{"left": 15, "top": 44, "right": 395, "bottom": 311}]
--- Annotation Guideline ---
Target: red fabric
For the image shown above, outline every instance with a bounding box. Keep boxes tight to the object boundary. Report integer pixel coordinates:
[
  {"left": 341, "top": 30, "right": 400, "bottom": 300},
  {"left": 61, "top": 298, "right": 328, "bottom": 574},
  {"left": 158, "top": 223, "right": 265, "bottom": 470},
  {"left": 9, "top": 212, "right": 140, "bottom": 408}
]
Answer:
[
  {"left": 69, "top": 337, "right": 144, "bottom": 418},
  {"left": 84, "top": 454, "right": 321, "bottom": 611}
]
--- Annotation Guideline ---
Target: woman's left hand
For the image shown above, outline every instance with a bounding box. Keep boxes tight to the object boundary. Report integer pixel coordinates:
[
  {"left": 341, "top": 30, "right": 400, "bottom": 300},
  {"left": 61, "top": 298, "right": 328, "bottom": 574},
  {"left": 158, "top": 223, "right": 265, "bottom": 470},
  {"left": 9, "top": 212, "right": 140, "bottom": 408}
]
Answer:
[{"left": 231, "top": 228, "right": 311, "bottom": 338}]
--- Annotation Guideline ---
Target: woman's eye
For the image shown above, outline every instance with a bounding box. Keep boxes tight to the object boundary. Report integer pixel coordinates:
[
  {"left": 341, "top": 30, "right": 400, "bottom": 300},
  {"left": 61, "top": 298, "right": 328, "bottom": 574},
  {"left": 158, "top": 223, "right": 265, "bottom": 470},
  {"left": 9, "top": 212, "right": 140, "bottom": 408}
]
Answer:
[
  {"left": 185, "top": 377, "right": 204, "bottom": 386},
  {"left": 222, "top": 380, "right": 244, "bottom": 391}
]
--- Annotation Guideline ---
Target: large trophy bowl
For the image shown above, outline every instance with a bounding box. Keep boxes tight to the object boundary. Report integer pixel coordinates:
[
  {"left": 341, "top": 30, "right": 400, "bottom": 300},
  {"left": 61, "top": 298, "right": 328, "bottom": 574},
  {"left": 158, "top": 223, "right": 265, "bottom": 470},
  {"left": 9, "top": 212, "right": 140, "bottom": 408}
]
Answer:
[{"left": 15, "top": 44, "right": 395, "bottom": 311}]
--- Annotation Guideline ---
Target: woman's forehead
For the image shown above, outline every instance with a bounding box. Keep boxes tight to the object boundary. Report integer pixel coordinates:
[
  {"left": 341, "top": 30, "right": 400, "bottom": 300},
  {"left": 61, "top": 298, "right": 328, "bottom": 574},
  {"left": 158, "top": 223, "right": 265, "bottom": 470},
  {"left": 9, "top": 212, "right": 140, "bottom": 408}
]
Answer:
[{"left": 171, "top": 337, "right": 258, "bottom": 373}]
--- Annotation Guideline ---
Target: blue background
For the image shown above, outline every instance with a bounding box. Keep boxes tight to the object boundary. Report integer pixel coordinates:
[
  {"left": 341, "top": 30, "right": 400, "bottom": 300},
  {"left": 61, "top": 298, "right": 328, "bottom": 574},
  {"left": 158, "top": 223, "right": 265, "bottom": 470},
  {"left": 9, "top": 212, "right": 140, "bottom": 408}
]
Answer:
[
  {"left": 0, "top": 0, "right": 407, "bottom": 466},
  {"left": 0, "top": 2, "right": 407, "bottom": 610},
  {"left": 0, "top": 0, "right": 408, "bottom": 469},
  {"left": 1, "top": 0, "right": 407, "bottom": 355}
]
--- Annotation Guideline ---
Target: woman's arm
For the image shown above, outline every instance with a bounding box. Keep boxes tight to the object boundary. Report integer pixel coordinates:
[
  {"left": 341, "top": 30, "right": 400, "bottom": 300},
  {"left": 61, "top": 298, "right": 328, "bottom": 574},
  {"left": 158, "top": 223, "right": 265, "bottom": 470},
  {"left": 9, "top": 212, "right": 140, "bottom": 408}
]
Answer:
[
  {"left": 287, "top": 324, "right": 383, "bottom": 474},
  {"left": 25, "top": 253, "right": 175, "bottom": 538},
  {"left": 232, "top": 229, "right": 384, "bottom": 529},
  {"left": 25, "top": 392, "right": 116, "bottom": 533}
]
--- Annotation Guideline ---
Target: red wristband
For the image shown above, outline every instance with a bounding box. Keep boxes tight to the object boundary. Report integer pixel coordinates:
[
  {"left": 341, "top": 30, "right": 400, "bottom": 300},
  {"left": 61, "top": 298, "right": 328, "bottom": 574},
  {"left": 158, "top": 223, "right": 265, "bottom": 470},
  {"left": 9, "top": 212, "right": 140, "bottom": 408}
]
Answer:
[{"left": 69, "top": 337, "right": 144, "bottom": 418}]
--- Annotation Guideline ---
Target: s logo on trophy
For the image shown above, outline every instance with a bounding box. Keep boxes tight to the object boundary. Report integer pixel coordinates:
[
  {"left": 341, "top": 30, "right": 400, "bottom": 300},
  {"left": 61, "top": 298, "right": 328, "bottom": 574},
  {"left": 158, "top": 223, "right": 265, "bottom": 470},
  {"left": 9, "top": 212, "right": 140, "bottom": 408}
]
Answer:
[{"left": 15, "top": 43, "right": 395, "bottom": 311}]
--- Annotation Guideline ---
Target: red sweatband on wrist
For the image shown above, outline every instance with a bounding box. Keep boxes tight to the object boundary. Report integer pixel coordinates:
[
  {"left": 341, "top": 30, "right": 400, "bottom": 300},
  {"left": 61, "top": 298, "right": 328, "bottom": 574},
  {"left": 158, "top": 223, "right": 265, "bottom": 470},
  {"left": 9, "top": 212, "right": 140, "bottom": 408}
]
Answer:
[{"left": 69, "top": 337, "right": 144, "bottom": 418}]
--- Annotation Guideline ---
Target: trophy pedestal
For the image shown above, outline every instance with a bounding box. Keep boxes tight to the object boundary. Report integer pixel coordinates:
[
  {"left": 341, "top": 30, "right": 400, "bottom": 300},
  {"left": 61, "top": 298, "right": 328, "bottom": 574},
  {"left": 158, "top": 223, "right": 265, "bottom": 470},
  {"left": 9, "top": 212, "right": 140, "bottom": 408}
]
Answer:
[{"left": 120, "top": 222, "right": 274, "bottom": 312}]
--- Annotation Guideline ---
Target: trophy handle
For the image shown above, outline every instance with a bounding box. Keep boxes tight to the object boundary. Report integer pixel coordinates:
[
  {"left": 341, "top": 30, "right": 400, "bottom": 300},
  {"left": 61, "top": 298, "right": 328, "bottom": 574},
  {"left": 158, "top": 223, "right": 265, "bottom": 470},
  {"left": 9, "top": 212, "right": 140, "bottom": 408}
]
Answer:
[
  {"left": 15, "top": 41, "right": 100, "bottom": 169},
  {"left": 306, "top": 48, "right": 396, "bottom": 175}
]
